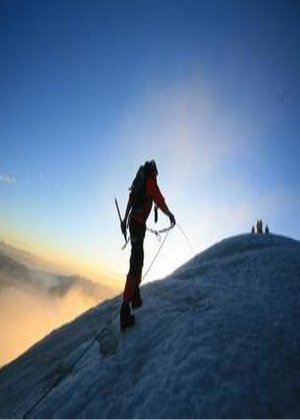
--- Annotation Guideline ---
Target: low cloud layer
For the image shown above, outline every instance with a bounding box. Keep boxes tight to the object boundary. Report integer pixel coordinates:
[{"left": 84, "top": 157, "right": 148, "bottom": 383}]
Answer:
[{"left": 0, "top": 248, "right": 117, "bottom": 367}]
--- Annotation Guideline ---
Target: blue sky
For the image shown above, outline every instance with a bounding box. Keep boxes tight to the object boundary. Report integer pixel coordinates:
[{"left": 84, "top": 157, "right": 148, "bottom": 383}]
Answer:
[{"left": 1, "top": 0, "right": 299, "bottom": 285}]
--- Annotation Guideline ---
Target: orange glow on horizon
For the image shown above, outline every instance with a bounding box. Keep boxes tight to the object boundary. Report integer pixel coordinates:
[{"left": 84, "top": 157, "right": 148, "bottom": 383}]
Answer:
[{"left": 0, "top": 229, "right": 123, "bottom": 290}]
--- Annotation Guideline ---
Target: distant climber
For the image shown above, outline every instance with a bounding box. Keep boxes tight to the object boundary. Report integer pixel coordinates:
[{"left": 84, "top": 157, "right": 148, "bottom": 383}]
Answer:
[
  {"left": 256, "top": 218, "right": 263, "bottom": 234},
  {"left": 119, "top": 160, "right": 176, "bottom": 330},
  {"left": 251, "top": 225, "right": 255, "bottom": 234},
  {"left": 265, "top": 224, "right": 270, "bottom": 234}
]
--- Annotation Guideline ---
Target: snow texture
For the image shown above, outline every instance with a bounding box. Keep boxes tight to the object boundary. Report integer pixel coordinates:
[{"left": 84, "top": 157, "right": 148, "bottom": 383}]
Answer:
[{"left": 0, "top": 233, "right": 300, "bottom": 418}]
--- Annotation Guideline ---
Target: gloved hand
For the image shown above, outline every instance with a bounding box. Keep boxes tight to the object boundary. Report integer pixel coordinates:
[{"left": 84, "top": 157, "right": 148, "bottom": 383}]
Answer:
[
  {"left": 121, "top": 219, "right": 127, "bottom": 236},
  {"left": 169, "top": 212, "right": 176, "bottom": 226}
]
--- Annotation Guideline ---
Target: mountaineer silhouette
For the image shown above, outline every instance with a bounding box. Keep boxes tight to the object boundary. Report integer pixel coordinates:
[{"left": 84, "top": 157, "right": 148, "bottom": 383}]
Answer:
[{"left": 119, "top": 160, "right": 176, "bottom": 330}]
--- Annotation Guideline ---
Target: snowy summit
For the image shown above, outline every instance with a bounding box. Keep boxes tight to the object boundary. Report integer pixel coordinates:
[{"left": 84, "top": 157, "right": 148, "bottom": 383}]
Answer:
[{"left": 0, "top": 233, "right": 300, "bottom": 418}]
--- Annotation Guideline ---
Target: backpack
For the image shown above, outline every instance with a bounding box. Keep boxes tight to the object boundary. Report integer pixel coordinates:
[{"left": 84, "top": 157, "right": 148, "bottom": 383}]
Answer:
[
  {"left": 129, "top": 161, "right": 158, "bottom": 220},
  {"left": 129, "top": 163, "right": 149, "bottom": 210}
]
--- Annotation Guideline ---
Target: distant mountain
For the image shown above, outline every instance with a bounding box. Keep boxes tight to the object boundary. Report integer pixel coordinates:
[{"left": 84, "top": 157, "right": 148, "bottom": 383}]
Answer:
[
  {"left": 0, "top": 241, "right": 65, "bottom": 274},
  {"left": 0, "top": 245, "right": 114, "bottom": 300},
  {"left": 0, "top": 233, "right": 299, "bottom": 418}
]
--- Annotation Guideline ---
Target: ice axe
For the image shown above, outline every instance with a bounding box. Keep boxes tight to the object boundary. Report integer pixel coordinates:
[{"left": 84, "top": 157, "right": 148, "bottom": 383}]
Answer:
[{"left": 115, "top": 198, "right": 129, "bottom": 249}]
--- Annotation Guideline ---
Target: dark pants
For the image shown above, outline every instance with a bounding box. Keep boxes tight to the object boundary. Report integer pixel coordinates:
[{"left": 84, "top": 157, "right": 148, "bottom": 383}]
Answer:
[{"left": 123, "top": 219, "right": 146, "bottom": 304}]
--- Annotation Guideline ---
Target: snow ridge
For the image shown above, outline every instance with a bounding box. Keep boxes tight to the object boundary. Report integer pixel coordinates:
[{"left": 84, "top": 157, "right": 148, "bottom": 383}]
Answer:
[{"left": 0, "top": 233, "right": 299, "bottom": 418}]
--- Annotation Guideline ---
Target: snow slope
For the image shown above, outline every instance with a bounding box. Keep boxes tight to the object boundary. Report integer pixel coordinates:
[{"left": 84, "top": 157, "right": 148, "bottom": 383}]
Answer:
[{"left": 0, "top": 233, "right": 299, "bottom": 418}]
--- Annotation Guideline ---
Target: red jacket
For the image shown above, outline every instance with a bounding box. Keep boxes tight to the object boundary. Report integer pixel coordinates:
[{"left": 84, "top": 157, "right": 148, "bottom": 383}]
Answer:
[{"left": 129, "top": 172, "right": 169, "bottom": 225}]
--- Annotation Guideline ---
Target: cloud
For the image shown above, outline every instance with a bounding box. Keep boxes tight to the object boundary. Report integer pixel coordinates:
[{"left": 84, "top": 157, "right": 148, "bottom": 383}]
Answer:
[
  {"left": 0, "top": 278, "right": 115, "bottom": 367},
  {"left": 0, "top": 285, "right": 106, "bottom": 368},
  {"left": 0, "top": 250, "right": 117, "bottom": 367},
  {"left": 0, "top": 173, "right": 16, "bottom": 185}
]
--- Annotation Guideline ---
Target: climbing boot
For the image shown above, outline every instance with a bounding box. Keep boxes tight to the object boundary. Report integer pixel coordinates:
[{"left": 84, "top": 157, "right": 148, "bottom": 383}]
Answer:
[
  {"left": 132, "top": 288, "right": 143, "bottom": 309},
  {"left": 120, "top": 302, "right": 135, "bottom": 330}
]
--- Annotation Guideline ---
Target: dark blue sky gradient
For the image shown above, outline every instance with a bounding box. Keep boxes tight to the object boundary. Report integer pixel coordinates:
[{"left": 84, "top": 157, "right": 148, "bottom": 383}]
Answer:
[{"left": 1, "top": 0, "right": 299, "bottom": 278}]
